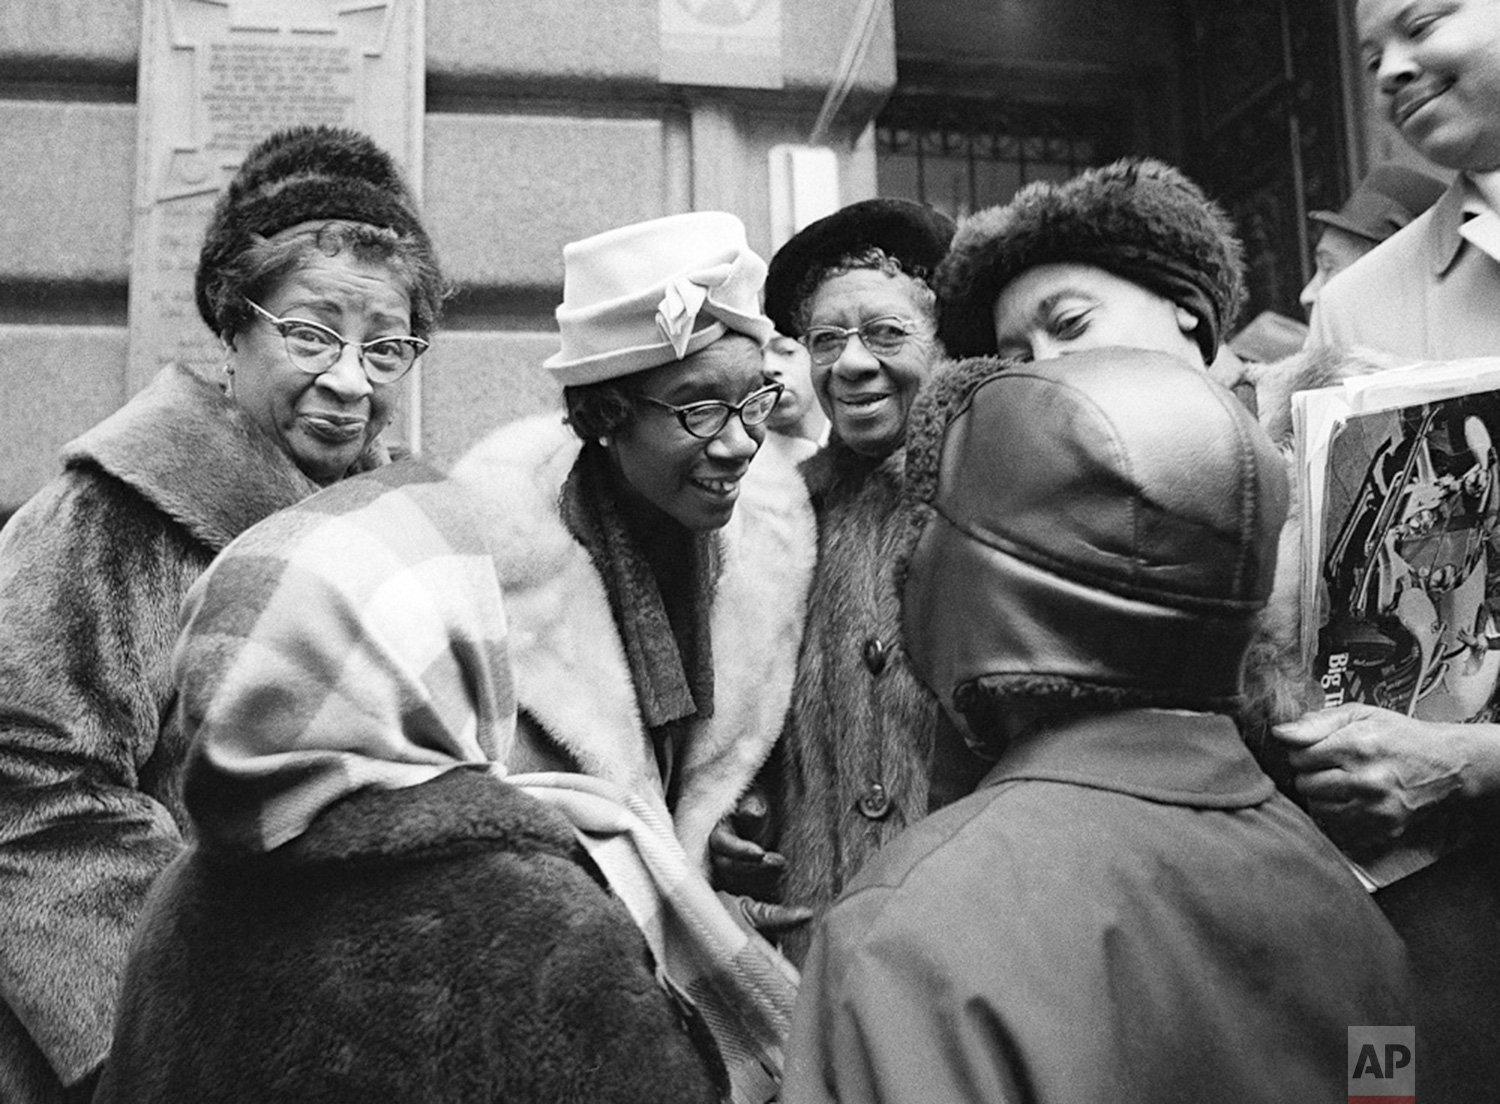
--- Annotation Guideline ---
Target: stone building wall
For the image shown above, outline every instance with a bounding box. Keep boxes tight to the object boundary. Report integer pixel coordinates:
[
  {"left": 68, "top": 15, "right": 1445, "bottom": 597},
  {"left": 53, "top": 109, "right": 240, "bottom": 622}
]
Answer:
[{"left": 0, "top": 0, "right": 894, "bottom": 510}]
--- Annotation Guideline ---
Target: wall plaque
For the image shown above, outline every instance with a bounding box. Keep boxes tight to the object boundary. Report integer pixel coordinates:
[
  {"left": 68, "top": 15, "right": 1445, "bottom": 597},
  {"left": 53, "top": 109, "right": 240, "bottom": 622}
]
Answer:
[
  {"left": 661, "top": 0, "right": 783, "bottom": 90},
  {"left": 129, "top": 0, "right": 425, "bottom": 440}
]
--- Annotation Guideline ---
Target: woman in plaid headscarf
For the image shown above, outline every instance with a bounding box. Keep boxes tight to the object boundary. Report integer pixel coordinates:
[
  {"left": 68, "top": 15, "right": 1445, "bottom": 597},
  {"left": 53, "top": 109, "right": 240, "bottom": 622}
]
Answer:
[{"left": 95, "top": 462, "right": 727, "bottom": 1104}]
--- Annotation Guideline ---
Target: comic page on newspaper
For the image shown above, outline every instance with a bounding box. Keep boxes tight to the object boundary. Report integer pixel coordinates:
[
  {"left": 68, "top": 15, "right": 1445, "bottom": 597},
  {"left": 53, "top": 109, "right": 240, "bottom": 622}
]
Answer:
[{"left": 1296, "top": 359, "right": 1500, "bottom": 888}]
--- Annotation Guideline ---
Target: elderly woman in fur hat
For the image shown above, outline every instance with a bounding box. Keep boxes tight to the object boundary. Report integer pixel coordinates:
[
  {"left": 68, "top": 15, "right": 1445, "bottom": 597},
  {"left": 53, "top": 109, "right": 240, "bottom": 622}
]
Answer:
[
  {"left": 0, "top": 125, "right": 445, "bottom": 1104},
  {"left": 936, "top": 157, "right": 1247, "bottom": 375},
  {"left": 748, "top": 199, "right": 992, "bottom": 965},
  {"left": 935, "top": 158, "right": 1404, "bottom": 852},
  {"left": 940, "top": 158, "right": 1348, "bottom": 648}
]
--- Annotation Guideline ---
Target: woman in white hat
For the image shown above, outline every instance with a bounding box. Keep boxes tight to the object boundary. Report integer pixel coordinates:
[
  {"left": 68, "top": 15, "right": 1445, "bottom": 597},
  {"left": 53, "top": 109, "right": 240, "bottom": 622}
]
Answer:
[
  {"left": 451, "top": 215, "right": 813, "bottom": 1098},
  {"left": 452, "top": 211, "right": 816, "bottom": 887}
]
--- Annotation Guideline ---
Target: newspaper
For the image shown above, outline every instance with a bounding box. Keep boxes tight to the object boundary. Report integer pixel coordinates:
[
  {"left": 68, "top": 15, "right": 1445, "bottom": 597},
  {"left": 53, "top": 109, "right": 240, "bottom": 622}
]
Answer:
[{"left": 1294, "top": 358, "right": 1500, "bottom": 889}]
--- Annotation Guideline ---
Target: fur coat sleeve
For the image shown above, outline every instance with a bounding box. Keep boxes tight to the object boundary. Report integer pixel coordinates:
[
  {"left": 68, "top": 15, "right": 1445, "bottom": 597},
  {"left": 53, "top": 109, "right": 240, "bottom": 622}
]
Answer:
[
  {"left": 0, "top": 366, "right": 328, "bottom": 1100},
  {"left": 0, "top": 470, "right": 212, "bottom": 1097}
]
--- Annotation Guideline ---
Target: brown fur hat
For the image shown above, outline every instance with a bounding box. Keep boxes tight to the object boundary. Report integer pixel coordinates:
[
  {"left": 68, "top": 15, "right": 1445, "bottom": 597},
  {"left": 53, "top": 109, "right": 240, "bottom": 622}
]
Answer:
[
  {"left": 935, "top": 158, "right": 1247, "bottom": 364},
  {"left": 195, "top": 126, "right": 434, "bottom": 335}
]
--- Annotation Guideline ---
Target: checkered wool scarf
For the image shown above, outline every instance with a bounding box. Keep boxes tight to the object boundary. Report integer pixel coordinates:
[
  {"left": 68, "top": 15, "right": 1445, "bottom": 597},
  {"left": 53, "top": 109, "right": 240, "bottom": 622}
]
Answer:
[{"left": 175, "top": 461, "right": 516, "bottom": 853}]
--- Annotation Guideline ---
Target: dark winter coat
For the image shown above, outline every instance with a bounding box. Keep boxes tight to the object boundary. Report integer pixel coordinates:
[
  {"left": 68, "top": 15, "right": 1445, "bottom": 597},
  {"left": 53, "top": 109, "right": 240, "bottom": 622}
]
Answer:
[
  {"left": 0, "top": 365, "right": 382, "bottom": 1103},
  {"left": 94, "top": 768, "right": 727, "bottom": 1104},
  {"left": 775, "top": 442, "right": 984, "bottom": 964},
  {"left": 785, "top": 710, "right": 1411, "bottom": 1104}
]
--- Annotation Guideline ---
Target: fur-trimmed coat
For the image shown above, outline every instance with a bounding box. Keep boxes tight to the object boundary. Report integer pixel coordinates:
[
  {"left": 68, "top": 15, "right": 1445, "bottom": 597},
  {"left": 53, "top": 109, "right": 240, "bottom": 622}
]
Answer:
[
  {"left": 0, "top": 365, "right": 382, "bottom": 1104},
  {"left": 450, "top": 415, "right": 816, "bottom": 870},
  {"left": 94, "top": 768, "right": 727, "bottom": 1104},
  {"left": 775, "top": 443, "right": 986, "bottom": 965}
]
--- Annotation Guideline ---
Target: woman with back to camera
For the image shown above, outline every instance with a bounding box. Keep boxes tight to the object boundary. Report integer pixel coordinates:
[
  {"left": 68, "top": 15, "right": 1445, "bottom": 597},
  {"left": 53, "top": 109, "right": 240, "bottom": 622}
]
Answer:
[
  {"left": 94, "top": 462, "right": 728, "bottom": 1104},
  {"left": 0, "top": 125, "right": 446, "bottom": 1104}
]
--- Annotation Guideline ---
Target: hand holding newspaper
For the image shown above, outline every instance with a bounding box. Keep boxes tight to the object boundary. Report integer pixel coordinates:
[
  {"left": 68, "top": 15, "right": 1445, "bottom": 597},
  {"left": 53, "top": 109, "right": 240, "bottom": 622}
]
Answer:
[{"left": 1293, "top": 357, "right": 1500, "bottom": 889}]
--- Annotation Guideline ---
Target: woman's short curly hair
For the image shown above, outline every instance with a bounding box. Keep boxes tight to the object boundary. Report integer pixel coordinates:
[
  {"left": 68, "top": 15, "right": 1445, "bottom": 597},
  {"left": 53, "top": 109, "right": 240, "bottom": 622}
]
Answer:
[
  {"left": 954, "top": 673, "right": 1241, "bottom": 752},
  {"left": 788, "top": 247, "right": 939, "bottom": 337},
  {"left": 210, "top": 220, "right": 450, "bottom": 346}
]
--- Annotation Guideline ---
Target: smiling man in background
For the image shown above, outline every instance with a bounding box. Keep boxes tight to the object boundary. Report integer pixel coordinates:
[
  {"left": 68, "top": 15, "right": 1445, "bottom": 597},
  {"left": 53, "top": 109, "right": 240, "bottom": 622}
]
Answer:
[
  {"left": 1289, "top": 2, "right": 1500, "bottom": 1099},
  {"left": 1307, "top": 0, "right": 1500, "bottom": 357}
]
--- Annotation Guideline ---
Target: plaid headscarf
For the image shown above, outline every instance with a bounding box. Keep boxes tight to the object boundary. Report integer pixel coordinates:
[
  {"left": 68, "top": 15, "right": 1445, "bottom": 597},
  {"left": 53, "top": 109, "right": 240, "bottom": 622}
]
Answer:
[{"left": 175, "top": 461, "right": 515, "bottom": 852}]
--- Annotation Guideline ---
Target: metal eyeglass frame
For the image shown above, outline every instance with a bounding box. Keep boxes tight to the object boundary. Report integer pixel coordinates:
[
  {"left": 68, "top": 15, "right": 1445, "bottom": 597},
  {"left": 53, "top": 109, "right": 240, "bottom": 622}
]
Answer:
[
  {"left": 244, "top": 298, "right": 429, "bottom": 384},
  {"left": 800, "top": 315, "right": 920, "bottom": 366}
]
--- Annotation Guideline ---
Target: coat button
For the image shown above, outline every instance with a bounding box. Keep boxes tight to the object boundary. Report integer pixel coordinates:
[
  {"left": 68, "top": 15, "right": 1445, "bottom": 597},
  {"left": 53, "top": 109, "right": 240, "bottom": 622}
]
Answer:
[
  {"left": 857, "top": 781, "right": 892, "bottom": 820},
  {"left": 862, "top": 637, "right": 888, "bottom": 676}
]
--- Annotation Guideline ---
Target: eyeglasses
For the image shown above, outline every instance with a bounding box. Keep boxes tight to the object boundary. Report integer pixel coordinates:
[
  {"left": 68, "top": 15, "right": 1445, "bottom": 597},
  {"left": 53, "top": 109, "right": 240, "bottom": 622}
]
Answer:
[
  {"left": 636, "top": 383, "right": 785, "bottom": 440},
  {"left": 244, "top": 298, "right": 428, "bottom": 384},
  {"left": 801, "top": 316, "right": 921, "bottom": 367}
]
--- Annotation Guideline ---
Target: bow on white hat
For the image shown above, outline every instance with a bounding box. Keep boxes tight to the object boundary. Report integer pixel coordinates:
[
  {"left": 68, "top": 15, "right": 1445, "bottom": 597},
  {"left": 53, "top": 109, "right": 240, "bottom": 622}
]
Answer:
[{"left": 545, "top": 212, "right": 775, "bottom": 387}]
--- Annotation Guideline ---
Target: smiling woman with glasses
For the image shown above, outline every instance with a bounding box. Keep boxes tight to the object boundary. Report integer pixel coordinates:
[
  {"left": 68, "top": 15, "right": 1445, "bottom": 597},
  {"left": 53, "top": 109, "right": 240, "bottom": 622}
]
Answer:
[
  {"left": 450, "top": 212, "right": 815, "bottom": 1099},
  {"left": 635, "top": 381, "right": 784, "bottom": 439}
]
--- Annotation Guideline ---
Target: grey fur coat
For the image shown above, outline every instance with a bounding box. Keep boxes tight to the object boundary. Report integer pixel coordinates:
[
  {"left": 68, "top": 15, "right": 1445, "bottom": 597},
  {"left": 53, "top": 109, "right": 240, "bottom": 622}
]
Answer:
[{"left": 0, "top": 364, "right": 381, "bottom": 1103}]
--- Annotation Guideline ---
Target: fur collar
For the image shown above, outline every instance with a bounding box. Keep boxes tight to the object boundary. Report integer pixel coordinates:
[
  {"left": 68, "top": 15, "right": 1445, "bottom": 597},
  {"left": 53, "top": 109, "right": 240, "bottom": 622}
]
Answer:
[
  {"left": 62, "top": 364, "right": 386, "bottom": 553},
  {"left": 63, "top": 364, "right": 315, "bottom": 551},
  {"left": 272, "top": 768, "right": 579, "bottom": 869},
  {"left": 452, "top": 415, "right": 816, "bottom": 865},
  {"left": 800, "top": 437, "right": 906, "bottom": 509},
  {"left": 1244, "top": 345, "right": 1401, "bottom": 450}
]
